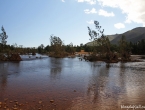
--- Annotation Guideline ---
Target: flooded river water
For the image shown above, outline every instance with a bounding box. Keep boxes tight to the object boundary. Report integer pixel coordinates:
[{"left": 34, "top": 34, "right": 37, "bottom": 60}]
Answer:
[{"left": 0, "top": 55, "right": 145, "bottom": 110}]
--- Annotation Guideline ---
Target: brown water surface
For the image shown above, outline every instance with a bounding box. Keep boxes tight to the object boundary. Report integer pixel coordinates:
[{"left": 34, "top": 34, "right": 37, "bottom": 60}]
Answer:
[{"left": 0, "top": 56, "right": 145, "bottom": 110}]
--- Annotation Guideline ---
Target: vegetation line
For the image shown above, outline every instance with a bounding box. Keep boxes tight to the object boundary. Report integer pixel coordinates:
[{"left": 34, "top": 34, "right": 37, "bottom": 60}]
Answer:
[{"left": 0, "top": 21, "right": 145, "bottom": 61}]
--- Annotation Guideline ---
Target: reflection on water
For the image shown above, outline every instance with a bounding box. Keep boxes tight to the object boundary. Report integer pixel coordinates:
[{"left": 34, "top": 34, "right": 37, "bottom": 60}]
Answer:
[
  {"left": 50, "top": 58, "right": 62, "bottom": 79},
  {"left": 0, "top": 62, "right": 20, "bottom": 89},
  {"left": 0, "top": 57, "right": 145, "bottom": 110}
]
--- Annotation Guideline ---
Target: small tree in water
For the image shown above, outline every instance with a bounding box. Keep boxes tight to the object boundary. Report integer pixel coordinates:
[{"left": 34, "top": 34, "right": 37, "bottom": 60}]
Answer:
[
  {"left": 87, "top": 21, "right": 115, "bottom": 61},
  {"left": 50, "top": 35, "right": 65, "bottom": 58},
  {"left": 88, "top": 21, "right": 103, "bottom": 54}
]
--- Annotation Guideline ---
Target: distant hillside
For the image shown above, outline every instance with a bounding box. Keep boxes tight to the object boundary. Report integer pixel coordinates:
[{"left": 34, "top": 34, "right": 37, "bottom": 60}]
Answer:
[
  {"left": 86, "top": 27, "right": 145, "bottom": 46},
  {"left": 111, "top": 27, "right": 145, "bottom": 44},
  {"left": 86, "top": 35, "right": 117, "bottom": 46}
]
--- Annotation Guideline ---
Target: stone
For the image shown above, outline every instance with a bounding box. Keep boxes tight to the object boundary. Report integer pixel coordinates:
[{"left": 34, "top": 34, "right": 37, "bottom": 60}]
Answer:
[
  {"left": 4, "top": 98, "right": 8, "bottom": 101},
  {"left": 50, "top": 100, "right": 54, "bottom": 103},
  {"left": 39, "top": 101, "right": 42, "bottom": 104}
]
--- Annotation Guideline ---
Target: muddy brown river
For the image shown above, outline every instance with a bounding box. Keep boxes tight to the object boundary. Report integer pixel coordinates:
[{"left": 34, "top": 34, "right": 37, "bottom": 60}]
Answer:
[{"left": 0, "top": 56, "right": 145, "bottom": 110}]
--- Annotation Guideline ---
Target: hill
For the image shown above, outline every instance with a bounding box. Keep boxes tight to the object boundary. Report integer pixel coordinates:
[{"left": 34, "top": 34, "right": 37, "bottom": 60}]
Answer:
[
  {"left": 86, "top": 27, "right": 145, "bottom": 45},
  {"left": 111, "top": 27, "right": 145, "bottom": 44}
]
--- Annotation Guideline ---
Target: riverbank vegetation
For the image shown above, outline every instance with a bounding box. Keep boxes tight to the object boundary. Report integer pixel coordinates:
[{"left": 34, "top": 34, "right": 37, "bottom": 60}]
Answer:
[{"left": 0, "top": 22, "right": 145, "bottom": 61}]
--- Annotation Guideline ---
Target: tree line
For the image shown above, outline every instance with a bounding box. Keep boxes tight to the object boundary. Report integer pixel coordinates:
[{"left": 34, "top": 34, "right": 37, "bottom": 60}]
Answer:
[{"left": 0, "top": 24, "right": 145, "bottom": 59}]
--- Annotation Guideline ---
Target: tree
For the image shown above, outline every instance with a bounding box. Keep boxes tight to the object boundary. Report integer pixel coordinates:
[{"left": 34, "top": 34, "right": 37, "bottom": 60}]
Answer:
[
  {"left": 50, "top": 35, "right": 65, "bottom": 57},
  {"left": 87, "top": 21, "right": 111, "bottom": 54},
  {"left": 38, "top": 44, "right": 44, "bottom": 53},
  {"left": 44, "top": 45, "right": 50, "bottom": 52},
  {"left": 88, "top": 21, "right": 103, "bottom": 53},
  {"left": 87, "top": 21, "right": 119, "bottom": 62},
  {"left": 0, "top": 26, "right": 8, "bottom": 52},
  {"left": 119, "top": 35, "right": 131, "bottom": 61},
  {"left": 66, "top": 43, "right": 75, "bottom": 54},
  {"left": 75, "top": 45, "right": 81, "bottom": 52}
]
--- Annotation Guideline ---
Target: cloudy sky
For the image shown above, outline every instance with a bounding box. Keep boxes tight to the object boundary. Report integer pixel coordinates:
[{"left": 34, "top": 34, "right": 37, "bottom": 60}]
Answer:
[{"left": 0, "top": 0, "right": 145, "bottom": 47}]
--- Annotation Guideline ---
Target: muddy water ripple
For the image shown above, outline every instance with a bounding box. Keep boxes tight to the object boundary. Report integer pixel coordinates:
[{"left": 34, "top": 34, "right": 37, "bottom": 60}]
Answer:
[{"left": 0, "top": 56, "right": 145, "bottom": 110}]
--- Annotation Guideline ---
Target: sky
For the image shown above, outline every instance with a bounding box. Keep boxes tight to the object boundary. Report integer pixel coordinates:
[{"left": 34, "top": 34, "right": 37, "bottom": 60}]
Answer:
[{"left": 0, "top": 0, "right": 145, "bottom": 47}]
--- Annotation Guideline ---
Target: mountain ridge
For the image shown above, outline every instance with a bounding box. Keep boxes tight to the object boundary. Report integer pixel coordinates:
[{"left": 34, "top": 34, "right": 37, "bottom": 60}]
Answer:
[{"left": 86, "top": 27, "right": 145, "bottom": 46}]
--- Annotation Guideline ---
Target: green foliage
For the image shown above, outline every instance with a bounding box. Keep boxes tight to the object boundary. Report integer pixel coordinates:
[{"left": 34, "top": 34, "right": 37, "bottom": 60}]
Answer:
[
  {"left": 38, "top": 44, "right": 44, "bottom": 53},
  {"left": 0, "top": 26, "right": 8, "bottom": 45},
  {"left": 83, "top": 45, "right": 91, "bottom": 52},
  {"left": 119, "top": 35, "right": 131, "bottom": 60},
  {"left": 119, "top": 35, "right": 131, "bottom": 53},
  {"left": 50, "top": 35, "right": 64, "bottom": 52},
  {"left": 110, "top": 44, "right": 119, "bottom": 52},
  {"left": 50, "top": 35, "right": 65, "bottom": 57},
  {"left": 44, "top": 45, "right": 50, "bottom": 52},
  {"left": 0, "top": 26, "right": 8, "bottom": 52},
  {"left": 88, "top": 21, "right": 105, "bottom": 53},
  {"left": 75, "top": 45, "right": 81, "bottom": 52},
  {"left": 97, "top": 35, "right": 111, "bottom": 53},
  {"left": 87, "top": 20, "right": 111, "bottom": 54},
  {"left": 65, "top": 43, "right": 75, "bottom": 54},
  {"left": 130, "top": 39, "right": 145, "bottom": 55}
]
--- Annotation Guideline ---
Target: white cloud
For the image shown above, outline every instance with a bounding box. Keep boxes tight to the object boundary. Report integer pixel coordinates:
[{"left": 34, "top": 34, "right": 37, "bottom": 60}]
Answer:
[
  {"left": 77, "top": 0, "right": 84, "bottom": 2},
  {"left": 98, "top": 9, "right": 115, "bottom": 17},
  {"left": 98, "top": 0, "right": 145, "bottom": 26},
  {"left": 114, "top": 23, "right": 125, "bottom": 29},
  {"left": 77, "top": 0, "right": 97, "bottom": 5},
  {"left": 87, "top": 20, "right": 94, "bottom": 24},
  {"left": 62, "top": 0, "right": 65, "bottom": 2},
  {"left": 84, "top": 8, "right": 114, "bottom": 17},
  {"left": 84, "top": 8, "right": 97, "bottom": 14}
]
